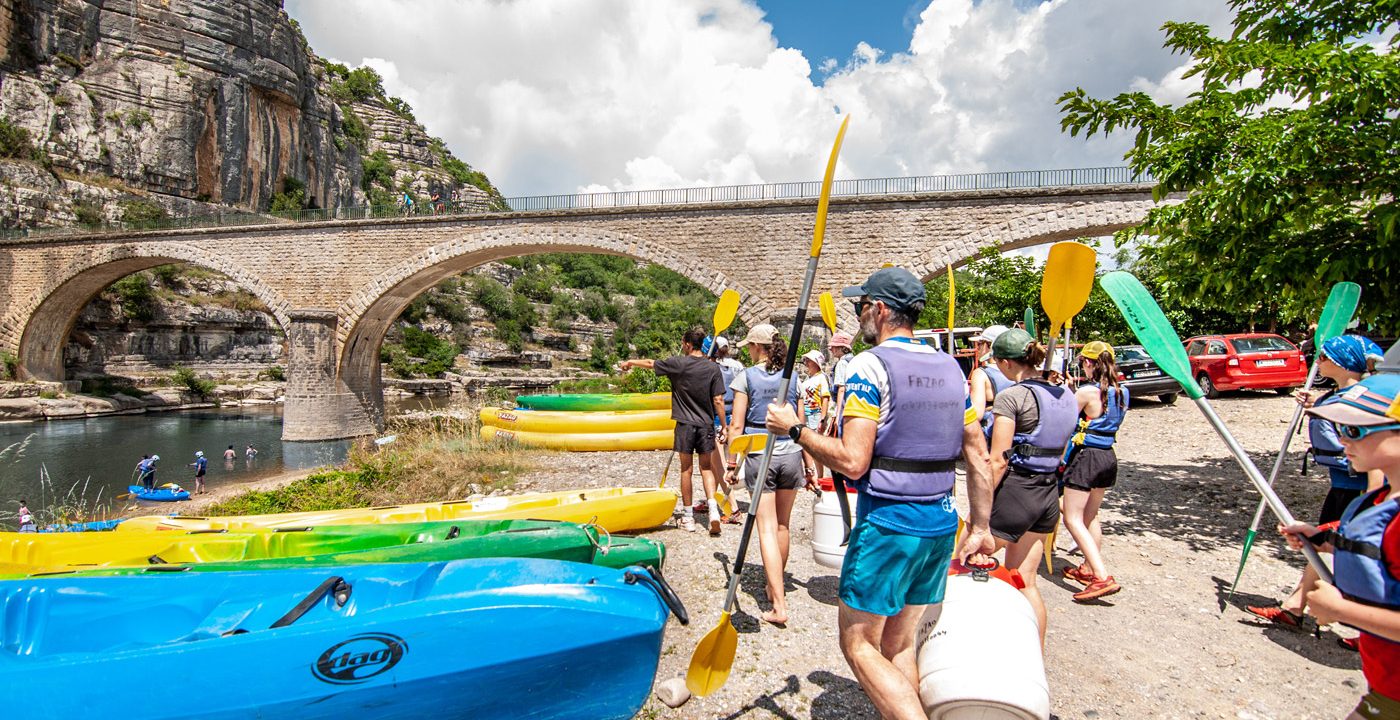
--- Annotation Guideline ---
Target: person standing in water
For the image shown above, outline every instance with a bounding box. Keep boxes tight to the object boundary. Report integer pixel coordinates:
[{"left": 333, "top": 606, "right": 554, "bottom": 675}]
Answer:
[
  {"left": 245, "top": 444, "right": 257, "bottom": 462},
  {"left": 1060, "top": 341, "right": 1127, "bottom": 602},
  {"left": 190, "top": 451, "right": 208, "bottom": 495}
]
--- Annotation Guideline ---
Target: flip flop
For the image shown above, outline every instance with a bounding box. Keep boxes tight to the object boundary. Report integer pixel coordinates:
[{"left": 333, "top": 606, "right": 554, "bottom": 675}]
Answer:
[{"left": 721, "top": 511, "right": 745, "bottom": 525}]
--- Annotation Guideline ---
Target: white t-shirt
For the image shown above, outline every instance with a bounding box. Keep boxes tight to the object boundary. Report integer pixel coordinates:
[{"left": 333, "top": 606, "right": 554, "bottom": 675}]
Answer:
[{"left": 833, "top": 354, "right": 853, "bottom": 388}]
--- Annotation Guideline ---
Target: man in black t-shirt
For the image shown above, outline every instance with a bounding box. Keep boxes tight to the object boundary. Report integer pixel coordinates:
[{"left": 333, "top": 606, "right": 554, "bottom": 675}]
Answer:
[{"left": 619, "top": 326, "right": 726, "bottom": 533}]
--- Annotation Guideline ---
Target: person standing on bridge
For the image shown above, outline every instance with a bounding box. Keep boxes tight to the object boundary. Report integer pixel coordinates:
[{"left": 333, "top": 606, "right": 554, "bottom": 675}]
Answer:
[
  {"left": 764, "top": 267, "right": 995, "bottom": 717},
  {"left": 619, "top": 326, "right": 726, "bottom": 534}
]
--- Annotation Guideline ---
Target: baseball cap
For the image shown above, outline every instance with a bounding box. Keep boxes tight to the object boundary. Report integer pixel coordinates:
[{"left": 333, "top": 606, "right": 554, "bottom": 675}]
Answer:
[
  {"left": 971, "top": 325, "right": 1009, "bottom": 344},
  {"left": 991, "top": 328, "right": 1035, "bottom": 360},
  {"left": 1079, "top": 341, "right": 1114, "bottom": 360},
  {"left": 1307, "top": 373, "right": 1400, "bottom": 426},
  {"left": 802, "top": 349, "right": 825, "bottom": 366},
  {"left": 741, "top": 324, "right": 778, "bottom": 346},
  {"left": 841, "top": 267, "right": 927, "bottom": 312},
  {"left": 828, "top": 332, "right": 853, "bottom": 350}
]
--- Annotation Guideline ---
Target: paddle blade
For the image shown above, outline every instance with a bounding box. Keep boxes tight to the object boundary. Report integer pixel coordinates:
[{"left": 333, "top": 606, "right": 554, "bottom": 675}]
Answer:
[
  {"left": 947, "top": 268, "right": 956, "bottom": 330},
  {"left": 1100, "top": 271, "right": 1204, "bottom": 400},
  {"left": 1040, "top": 241, "right": 1097, "bottom": 335},
  {"left": 686, "top": 611, "right": 738, "bottom": 697},
  {"left": 1314, "top": 282, "right": 1361, "bottom": 346},
  {"left": 728, "top": 433, "right": 769, "bottom": 455},
  {"left": 810, "top": 116, "right": 850, "bottom": 258},
  {"left": 819, "top": 292, "right": 838, "bottom": 333},
  {"left": 1227, "top": 528, "right": 1258, "bottom": 600},
  {"left": 714, "top": 289, "right": 742, "bottom": 335},
  {"left": 1024, "top": 307, "right": 1036, "bottom": 336},
  {"left": 1044, "top": 527, "right": 1056, "bottom": 574}
]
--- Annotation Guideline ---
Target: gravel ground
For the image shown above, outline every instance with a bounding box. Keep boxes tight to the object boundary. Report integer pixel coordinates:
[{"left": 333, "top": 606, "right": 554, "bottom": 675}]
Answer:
[{"left": 510, "top": 392, "right": 1366, "bottom": 720}]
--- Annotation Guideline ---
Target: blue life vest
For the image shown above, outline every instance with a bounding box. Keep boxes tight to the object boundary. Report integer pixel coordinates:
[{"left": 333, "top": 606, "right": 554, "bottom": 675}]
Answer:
[
  {"left": 1333, "top": 487, "right": 1400, "bottom": 619},
  {"left": 1008, "top": 380, "right": 1079, "bottom": 475},
  {"left": 1307, "top": 390, "right": 1356, "bottom": 476},
  {"left": 1080, "top": 383, "right": 1129, "bottom": 450},
  {"left": 742, "top": 365, "right": 799, "bottom": 432},
  {"left": 718, "top": 362, "right": 738, "bottom": 423},
  {"left": 859, "top": 345, "right": 965, "bottom": 502},
  {"left": 980, "top": 364, "right": 1015, "bottom": 440}
]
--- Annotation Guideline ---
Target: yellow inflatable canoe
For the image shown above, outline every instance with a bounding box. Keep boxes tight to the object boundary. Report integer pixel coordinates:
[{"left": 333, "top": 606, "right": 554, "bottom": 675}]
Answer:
[
  {"left": 119, "top": 487, "right": 677, "bottom": 533},
  {"left": 480, "top": 407, "right": 675, "bottom": 434},
  {"left": 480, "top": 425, "right": 672, "bottom": 452}
]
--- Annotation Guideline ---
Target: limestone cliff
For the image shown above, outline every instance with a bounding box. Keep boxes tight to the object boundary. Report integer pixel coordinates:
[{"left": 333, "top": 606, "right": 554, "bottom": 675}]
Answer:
[{"left": 0, "top": 0, "right": 500, "bottom": 229}]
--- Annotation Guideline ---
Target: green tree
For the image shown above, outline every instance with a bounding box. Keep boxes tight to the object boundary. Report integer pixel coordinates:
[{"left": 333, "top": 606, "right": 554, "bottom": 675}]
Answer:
[{"left": 1059, "top": 0, "right": 1400, "bottom": 330}]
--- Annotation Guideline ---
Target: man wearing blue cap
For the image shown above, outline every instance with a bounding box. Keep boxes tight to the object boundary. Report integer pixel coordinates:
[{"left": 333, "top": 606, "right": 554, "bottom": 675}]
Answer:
[
  {"left": 765, "top": 266, "right": 995, "bottom": 719},
  {"left": 1277, "top": 370, "right": 1400, "bottom": 718}
]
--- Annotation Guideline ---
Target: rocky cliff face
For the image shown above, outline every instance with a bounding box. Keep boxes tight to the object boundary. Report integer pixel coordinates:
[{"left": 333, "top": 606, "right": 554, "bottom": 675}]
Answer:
[{"left": 0, "top": 0, "right": 497, "bottom": 229}]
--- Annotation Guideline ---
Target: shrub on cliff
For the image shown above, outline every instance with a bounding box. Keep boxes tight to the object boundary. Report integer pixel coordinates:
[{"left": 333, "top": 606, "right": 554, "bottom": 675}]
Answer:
[
  {"left": 119, "top": 199, "right": 167, "bottom": 227},
  {"left": 0, "top": 117, "right": 39, "bottom": 162},
  {"left": 112, "top": 274, "right": 156, "bottom": 321},
  {"left": 170, "top": 365, "right": 216, "bottom": 397}
]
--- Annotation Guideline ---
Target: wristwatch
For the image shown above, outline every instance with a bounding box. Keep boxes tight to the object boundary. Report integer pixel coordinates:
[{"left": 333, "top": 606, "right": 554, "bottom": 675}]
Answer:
[{"left": 788, "top": 424, "right": 804, "bottom": 443}]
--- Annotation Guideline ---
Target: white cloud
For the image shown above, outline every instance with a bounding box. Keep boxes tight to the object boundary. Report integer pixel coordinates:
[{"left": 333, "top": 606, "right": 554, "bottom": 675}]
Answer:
[{"left": 286, "top": 0, "right": 1233, "bottom": 196}]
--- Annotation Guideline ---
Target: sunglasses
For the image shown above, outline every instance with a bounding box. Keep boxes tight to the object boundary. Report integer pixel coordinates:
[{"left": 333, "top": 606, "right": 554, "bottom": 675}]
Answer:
[
  {"left": 851, "top": 297, "right": 879, "bottom": 316},
  {"left": 1334, "top": 422, "right": 1400, "bottom": 440}
]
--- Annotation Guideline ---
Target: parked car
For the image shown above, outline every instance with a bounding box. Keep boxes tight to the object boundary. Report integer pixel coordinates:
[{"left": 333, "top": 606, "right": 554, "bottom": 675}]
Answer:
[
  {"left": 1113, "top": 345, "right": 1182, "bottom": 404},
  {"left": 1183, "top": 333, "right": 1307, "bottom": 398}
]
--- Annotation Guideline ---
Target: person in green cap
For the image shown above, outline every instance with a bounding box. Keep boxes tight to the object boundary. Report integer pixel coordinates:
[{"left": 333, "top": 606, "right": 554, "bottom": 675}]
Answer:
[{"left": 988, "top": 327, "right": 1091, "bottom": 641}]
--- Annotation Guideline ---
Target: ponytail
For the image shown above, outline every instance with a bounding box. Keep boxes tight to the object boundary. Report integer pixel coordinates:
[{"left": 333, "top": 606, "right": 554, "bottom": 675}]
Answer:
[
  {"left": 1085, "top": 353, "right": 1123, "bottom": 406},
  {"left": 1018, "top": 342, "right": 1047, "bottom": 370},
  {"left": 765, "top": 336, "right": 787, "bottom": 374}
]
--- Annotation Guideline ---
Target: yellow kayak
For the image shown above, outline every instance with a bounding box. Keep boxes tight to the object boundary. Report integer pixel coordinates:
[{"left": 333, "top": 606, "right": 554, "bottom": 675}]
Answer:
[
  {"left": 480, "top": 407, "right": 675, "bottom": 433},
  {"left": 481, "top": 426, "right": 672, "bottom": 452},
  {"left": 119, "top": 487, "right": 677, "bottom": 533}
]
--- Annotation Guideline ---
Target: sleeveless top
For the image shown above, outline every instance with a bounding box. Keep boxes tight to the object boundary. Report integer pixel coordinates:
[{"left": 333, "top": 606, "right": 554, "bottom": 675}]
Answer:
[
  {"left": 1007, "top": 380, "right": 1079, "bottom": 475},
  {"left": 858, "top": 345, "right": 965, "bottom": 502},
  {"left": 1079, "top": 382, "right": 1129, "bottom": 450}
]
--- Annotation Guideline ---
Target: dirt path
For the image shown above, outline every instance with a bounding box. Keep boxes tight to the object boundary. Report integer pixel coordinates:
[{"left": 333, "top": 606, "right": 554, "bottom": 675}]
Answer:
[{"left": 517, "top": 393, "right": 1364, "bottom": 720}]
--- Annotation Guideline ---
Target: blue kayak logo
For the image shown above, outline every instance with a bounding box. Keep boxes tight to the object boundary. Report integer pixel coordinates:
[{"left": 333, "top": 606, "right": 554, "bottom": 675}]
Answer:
[{"left": 313, "top": 633, "right": 408, "bottom": 685}]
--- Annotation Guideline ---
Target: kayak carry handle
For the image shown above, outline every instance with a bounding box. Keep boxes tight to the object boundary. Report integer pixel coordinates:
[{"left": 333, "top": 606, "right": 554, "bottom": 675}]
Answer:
[
  {"left": 271, "top": 576, "right": 352, "bottom": 629},
  {"left": 626, "top": 566, "right": 688, "bottom": 626},
  {"left": 446, "top": 525, "right": 460, "bottom": 540},
  {"left": 147, "top": 555, "right": 168, "bottom": 565},
  {"left": 188, "top": 529, "right": 229, "bottom": 534}
]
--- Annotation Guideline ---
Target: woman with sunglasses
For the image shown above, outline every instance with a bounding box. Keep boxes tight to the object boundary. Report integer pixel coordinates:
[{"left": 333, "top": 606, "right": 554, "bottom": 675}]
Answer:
[
  {"left": 1060, "top": 341, "right": 1126, "bottom": 602},
  {"left": 1275, "top": 371, "right": 1400, "bottom": 719},
  {"left": 1249, "top": 334, "right": 1385, "bottom": 630}
]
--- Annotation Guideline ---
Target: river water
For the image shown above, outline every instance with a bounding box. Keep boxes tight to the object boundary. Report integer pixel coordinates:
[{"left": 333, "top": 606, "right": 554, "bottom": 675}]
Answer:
[{"left": 0, "top": 396, "right": 456, "bottom": 524}]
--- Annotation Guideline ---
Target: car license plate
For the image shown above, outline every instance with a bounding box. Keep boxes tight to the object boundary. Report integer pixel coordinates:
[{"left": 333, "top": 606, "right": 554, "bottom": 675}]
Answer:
[
  {"left": 1257, "top": 359, "right": 1286, "bottom": 367},
  {"left": 1133, "top": 370, "right": 1161, "bottom": 378}
]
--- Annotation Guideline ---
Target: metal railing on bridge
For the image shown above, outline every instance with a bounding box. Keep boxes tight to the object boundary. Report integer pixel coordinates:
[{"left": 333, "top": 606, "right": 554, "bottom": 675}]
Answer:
[{"left": 0, "top": 166, "right": 1153, "bottom": 241}]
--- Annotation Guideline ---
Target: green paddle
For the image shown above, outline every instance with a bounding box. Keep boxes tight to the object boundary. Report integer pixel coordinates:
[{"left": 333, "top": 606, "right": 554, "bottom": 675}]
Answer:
[
  {"left": 1024, "top": 307, "right": 1035, "bottom": 337},
  {"left": 1228, "top": 282, "right": 1360, "bottom": 599},
  {"left": 687, "top": 115, "right": 850, "bottom": 698},
  {"left": 1099, "top": 271, "right": 1334, "bottom": 583}
]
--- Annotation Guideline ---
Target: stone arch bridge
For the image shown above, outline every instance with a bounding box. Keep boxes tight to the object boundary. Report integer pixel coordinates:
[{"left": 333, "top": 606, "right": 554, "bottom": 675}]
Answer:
[{"left": 0, "top": 172, "right": 1162, "bottom": 440}]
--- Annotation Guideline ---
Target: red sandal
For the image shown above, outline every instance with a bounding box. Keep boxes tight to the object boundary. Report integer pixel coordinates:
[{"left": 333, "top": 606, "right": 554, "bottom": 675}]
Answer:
[{"left": 1245, "top": 605, "right": 1304, "bottom": 628}]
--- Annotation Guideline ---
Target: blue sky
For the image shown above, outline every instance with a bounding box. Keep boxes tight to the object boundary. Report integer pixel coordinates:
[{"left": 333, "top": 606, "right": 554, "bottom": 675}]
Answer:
[{"left": 756, "top": 0, "right": 928, "bottom": 78}]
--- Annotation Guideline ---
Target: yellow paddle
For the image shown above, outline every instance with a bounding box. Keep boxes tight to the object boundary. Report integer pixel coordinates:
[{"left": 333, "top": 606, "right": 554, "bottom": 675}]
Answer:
[
  {"left": 687, "top": 115, "right": 849, "bottom": 698},
  {"left": 819, "top": 292, "right": 837, "bottom": 333},
  {"left": 660, "top": 289, "right": 743, "bottom": 490},
  {"left": 1039, "top": 242, "right": 1096, "bottom": 373}
]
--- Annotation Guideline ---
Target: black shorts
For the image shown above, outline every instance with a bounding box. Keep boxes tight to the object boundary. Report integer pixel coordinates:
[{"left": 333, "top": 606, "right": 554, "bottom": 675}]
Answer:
[
  {"left": 1061, "top": 446, "right": 1118, "bottom": 491},
  {"left": 743, "top": 451, "right": 804, "bottom": 493},
  {"left": 673, "top": 422, "right": 716, "bottom": 456},
  {"left": 1318, "top": 486, "right": 1363, "bottom": 525},
  {"left": 990, "top": 471, "right": 1061, "bottom": 543}
]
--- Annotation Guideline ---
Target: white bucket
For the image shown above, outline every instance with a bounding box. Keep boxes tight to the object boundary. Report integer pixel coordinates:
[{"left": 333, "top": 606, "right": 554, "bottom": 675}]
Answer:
[
  {"left": 915, "top": 572, "right": 1049, "bottom": 720},
  {"left": 811, "top": 478, "right": 858, "bottom": 569}
]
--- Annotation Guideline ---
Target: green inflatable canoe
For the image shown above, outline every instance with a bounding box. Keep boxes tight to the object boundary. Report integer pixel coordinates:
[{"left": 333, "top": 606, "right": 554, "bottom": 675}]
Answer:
[
  {"left": 515, "top": 392, "right": 671, "bottom": 412},
  {"left": 5, "top": 519, "right": 665, "bottom": 577}
]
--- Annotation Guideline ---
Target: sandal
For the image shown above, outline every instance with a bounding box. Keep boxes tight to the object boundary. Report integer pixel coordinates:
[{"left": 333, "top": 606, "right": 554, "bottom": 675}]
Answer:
[
  {"left": 721, "top": 511, "right": 745, "bottom": 525},
  {"left": 1245, "top": 605, "right": 1304, "bottom": 629}
]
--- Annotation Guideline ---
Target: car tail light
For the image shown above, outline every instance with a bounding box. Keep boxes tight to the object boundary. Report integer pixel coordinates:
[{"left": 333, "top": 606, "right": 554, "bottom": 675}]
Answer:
[
  {"left": 1227, "top": 358, "right": 1240, "bottom": 366},
  {"left": 1115, "top": 372, "right": 1126, "bottom": 381}
]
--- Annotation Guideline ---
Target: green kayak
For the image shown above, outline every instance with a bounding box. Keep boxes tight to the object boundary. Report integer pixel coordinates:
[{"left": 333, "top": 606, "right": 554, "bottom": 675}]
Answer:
[
  {"left": 5, "top": 519, "right": 665, "bottom": 577},
  {"left": 515, "top": 392, "right": 671, "bottom": 412}
]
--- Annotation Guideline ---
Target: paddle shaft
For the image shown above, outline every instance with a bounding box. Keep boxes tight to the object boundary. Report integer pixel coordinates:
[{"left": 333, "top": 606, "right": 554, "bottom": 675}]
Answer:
[
  {"left": 719, "top": 256, "right": 818, "bottom": 615},
  {"left": 1192, "top": 396, "right": 1333, "bottom": 581},
  {"left": 1246, "top": 360, "right": 1322, "bottom": 533}
]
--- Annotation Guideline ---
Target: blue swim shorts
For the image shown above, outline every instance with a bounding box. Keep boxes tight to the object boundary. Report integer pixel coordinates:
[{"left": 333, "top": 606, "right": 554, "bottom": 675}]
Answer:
[{"left": 838, "top": 519, "right": 954, "bottom": 617}]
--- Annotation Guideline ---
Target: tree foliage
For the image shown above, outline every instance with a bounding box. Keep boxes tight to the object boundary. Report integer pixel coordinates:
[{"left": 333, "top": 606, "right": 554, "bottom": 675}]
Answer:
[{"left": 1059, "top": 0, "right": 1400, "bottom": 330}]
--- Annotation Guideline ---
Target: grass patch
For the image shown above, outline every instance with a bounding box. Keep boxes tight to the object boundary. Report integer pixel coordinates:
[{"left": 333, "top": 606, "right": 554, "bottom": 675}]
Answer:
[{"left": 205, "top": 419, "right": 537, "bottom": 516}]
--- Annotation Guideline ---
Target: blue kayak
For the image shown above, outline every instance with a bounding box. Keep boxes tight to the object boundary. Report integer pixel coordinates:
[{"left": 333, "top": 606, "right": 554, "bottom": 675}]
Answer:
[
  {"left": 40, "top": 518, "right": 124, "bottom": 532},
  {"left": 0, "top": 557, "right": 687, "bottom": 719},
  {"left": 126, "top": 484, "right": 190, "bottom": 502}
]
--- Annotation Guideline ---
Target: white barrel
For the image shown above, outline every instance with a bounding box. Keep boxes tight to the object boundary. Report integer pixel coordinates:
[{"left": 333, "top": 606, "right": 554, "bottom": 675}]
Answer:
[
  {"left": 810, "top": 479, "right": 858, "bottom": 569},
  {"left": 915, "top": 573, "right": 1049, "bottom": 720}
]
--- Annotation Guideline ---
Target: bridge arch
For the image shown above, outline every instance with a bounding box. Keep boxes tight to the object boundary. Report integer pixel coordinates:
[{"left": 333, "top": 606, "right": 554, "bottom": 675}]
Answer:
[
  {"left": 7, "top": 243, "right": 292, "bottom": 381},
  {"left": 334, "top": 224, "right": 772, "bottom": 425}
]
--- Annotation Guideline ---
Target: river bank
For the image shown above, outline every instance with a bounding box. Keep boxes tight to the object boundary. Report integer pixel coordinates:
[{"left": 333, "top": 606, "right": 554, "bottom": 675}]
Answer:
[{"left": 0, "top": 380, "right": 284, "bottom": 422}]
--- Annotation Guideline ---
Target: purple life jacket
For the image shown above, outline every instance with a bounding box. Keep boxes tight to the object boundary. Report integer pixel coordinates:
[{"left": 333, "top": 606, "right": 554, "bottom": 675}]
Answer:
[
  {"left": 859, "top": 344, "right": 966, "bottom": 502},
  {"left": 1333, "top": 487, "right": 1400, "bottom": 619},
  {"left": 1007, "top": 380, "right": 1078, "bottom": 475}
]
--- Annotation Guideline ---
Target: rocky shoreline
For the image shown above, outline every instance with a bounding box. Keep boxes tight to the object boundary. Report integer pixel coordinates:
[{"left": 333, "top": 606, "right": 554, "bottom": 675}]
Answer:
[{"left": 0, "top": 380, "right": 284, "bottom": 422}]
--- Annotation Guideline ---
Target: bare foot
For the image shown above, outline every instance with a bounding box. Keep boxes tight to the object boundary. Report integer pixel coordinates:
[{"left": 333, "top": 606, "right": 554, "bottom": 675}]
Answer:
[{"left": 762, "top": 609, "right": 788, "bottom": 626}]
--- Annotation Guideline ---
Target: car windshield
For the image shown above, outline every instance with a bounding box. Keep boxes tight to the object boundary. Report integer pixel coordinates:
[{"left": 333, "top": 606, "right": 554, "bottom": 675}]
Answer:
[
  {"left": 1116, "top": 347, "right": 1151, "bottom": 362},
  {"left": 1231, "top": 336, "right": 1294, "bottom": 353}
]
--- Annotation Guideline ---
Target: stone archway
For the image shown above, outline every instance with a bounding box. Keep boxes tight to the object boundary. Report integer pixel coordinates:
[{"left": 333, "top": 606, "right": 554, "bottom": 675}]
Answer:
[
  {"left": 333, "top": 225, "right": 772, "bottom": 428},
  {"left": 9, "top": 244, "right": 292, "bottom": 381}
]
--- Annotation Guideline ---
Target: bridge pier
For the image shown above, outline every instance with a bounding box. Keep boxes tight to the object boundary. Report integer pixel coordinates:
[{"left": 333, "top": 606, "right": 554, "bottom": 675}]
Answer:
[{"left": 282, "top": 309, "right": 378, "bottom": 442}]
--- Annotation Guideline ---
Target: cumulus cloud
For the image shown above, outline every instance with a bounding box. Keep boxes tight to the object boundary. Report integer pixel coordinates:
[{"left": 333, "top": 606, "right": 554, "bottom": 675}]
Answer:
[{"left": 286, "top": 0, "right": 1233, "bottom": 195}]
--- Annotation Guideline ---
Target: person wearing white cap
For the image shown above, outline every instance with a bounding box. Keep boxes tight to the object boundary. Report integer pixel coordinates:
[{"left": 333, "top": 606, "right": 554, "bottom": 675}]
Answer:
[
  {"left": 968, "top": 324, "right": 1013, "bottom": 444},
  {"left": 800, "top": 349, "right": 831, "bottom": 482},
  {"left": 190, "top": 450, "right": 209, "bottom": 495}
]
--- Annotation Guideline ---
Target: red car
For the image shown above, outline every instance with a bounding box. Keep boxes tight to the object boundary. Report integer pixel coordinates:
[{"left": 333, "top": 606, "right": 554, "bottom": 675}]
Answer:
[{"left": 1183, "top": 333, "right": 1307, "bottom": 398}]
